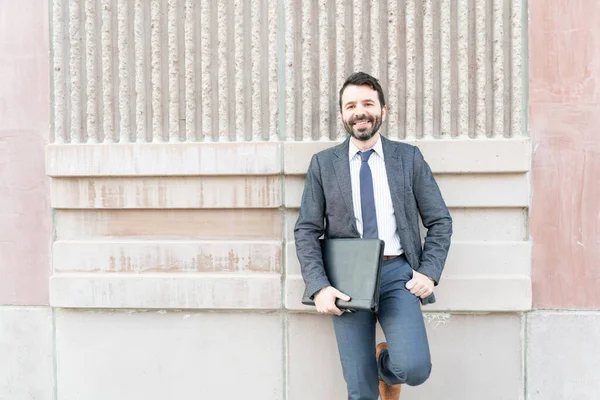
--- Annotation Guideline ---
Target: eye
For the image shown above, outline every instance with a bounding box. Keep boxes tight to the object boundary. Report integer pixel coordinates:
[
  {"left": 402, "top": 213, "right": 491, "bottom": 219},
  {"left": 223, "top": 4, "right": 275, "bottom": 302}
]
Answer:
[{"left": 346, "top": 105, "right": 355, "bottom": 110}]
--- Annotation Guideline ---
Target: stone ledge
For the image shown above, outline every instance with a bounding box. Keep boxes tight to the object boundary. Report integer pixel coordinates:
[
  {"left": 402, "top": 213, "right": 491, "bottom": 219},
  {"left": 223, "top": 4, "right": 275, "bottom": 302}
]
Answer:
[
  {"left": 50, "top": 273, "right": 282, "bottom": 309},
  {"left": 284, "top": 138, "right": 531, "bottom": 174},
  {"left": 50, "top": 176, "right": 282, "bottom": 209},
  {"left": 285, "top": 173, "right": 530, "bottom": 208},
  {"left": 285, "top": 274, "right": 532, "bottom": 312},
  {"left": 285, "top": 240, "right": 532, "bottom": 276},
  {"left": 46, "top": 142, "right": 282, "bottom": 177},
  {"left": 53, "top": 240, "right": 283, "bottom": 273}
]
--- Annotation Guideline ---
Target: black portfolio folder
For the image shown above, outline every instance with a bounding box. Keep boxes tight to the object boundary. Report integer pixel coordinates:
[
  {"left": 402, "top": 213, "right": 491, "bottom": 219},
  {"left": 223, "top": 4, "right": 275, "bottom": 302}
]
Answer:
[{"left": 301, "top": 238, "right": 385, "bottom": 313}]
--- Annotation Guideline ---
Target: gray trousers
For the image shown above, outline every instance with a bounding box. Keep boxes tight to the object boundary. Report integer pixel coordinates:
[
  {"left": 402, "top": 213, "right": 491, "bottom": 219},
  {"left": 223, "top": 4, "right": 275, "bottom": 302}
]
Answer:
[{"left": 332, "top": 255, "right": 432, "bottom": 400}]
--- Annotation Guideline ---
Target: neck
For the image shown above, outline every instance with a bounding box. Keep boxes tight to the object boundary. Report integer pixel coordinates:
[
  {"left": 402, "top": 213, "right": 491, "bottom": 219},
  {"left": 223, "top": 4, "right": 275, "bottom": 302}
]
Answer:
[{"left": 350, "top": 133, "right": 380, "bottom": 151}]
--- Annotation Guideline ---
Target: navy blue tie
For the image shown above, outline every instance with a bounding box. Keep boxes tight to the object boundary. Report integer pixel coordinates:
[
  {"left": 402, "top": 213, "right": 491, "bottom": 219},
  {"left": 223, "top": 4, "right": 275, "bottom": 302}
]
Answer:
[{"left": 359, "top": 150, "right": 378, "bottom": 239}]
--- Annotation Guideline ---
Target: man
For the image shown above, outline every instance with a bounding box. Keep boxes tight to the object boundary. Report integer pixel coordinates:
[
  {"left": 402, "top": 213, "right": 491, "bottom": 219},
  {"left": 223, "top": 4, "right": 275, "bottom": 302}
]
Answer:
[{"left": 294, "top": 72, "right": 452, "bottom": 400}]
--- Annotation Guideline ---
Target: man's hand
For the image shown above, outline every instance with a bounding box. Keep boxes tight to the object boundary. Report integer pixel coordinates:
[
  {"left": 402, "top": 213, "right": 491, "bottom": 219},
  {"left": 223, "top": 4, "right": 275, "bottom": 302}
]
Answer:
[
  {"left": 314, "top": 286, "right": 351, "bottom": 316},
  {"left": 406, "top": 270, "right": 434, "bottom": 299}
]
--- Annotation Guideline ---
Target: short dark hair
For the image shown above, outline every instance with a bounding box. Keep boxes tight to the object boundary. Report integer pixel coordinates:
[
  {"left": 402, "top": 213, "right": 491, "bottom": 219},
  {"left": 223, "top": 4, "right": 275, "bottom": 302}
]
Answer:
[{"left": 339, "top": 72, "right": 386, "bottom": 111}]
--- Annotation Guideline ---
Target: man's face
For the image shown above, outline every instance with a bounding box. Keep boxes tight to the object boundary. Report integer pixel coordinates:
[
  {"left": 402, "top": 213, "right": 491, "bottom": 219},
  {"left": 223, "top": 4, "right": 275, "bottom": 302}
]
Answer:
[{"left": 340, "top": 84, "right": 386, "bottom": 141}]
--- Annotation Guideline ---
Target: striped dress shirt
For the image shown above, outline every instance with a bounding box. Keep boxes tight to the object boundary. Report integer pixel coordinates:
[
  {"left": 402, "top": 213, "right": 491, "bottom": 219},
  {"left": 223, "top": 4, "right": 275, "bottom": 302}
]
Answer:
[{"left": 349, "top": 137, "right": 404, "bottom": 256}]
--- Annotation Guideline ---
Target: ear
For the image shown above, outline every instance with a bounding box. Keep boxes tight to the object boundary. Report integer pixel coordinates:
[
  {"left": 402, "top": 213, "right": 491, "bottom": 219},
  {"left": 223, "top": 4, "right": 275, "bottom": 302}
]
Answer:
[{"left": 381, "top": 105, "right": 387, "bottom": 122}]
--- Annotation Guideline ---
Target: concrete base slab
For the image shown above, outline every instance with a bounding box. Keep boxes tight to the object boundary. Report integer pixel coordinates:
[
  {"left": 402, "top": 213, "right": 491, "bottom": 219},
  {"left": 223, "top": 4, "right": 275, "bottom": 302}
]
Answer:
[
  {"left": 54, "top": 309, "right": 283, "bottom": 400},
  {"left": 527, "top": 311, "right": 600, "bottom": 400},
  {"left": 287, "top": 313, "right": 524, "bottom": 400},
  {"left": 0, "top": 307, "right": 54, "bottom": 400}
]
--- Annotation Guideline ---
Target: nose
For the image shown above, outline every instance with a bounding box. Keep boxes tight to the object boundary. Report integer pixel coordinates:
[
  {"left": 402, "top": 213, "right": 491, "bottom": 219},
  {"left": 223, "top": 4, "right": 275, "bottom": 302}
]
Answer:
[{"left": 354, "top": 103, "right": 366, "bottom": 116}]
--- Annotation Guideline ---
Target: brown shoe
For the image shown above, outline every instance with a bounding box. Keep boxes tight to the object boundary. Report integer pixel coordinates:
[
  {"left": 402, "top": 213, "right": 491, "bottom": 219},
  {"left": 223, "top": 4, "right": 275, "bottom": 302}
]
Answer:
[{"left": 376, "top": 342, "right": 401, "bottom": 400}]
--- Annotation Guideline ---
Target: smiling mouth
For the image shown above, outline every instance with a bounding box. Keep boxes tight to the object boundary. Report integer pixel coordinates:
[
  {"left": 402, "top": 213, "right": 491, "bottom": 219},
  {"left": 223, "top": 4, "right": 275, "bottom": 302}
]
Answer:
[{"left": 353, "top": 120, "right": 371, "bottom": 128}]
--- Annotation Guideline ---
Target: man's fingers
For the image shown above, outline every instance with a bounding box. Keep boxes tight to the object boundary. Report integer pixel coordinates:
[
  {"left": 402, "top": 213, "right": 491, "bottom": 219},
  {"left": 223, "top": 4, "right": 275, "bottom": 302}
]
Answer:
[
  {"left": 334, "top": 289, "right": 351, "bottom": 302},
  {"left": 406, "top": 280, "right": 415, "bottom": 290}
]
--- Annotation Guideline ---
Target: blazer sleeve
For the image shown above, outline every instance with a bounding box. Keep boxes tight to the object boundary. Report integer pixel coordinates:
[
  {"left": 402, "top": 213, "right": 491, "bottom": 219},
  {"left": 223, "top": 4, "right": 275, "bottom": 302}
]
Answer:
[
  {"left": 412, "top": 147, "right": 453, "bottom": 284},
  {"left": 294, "top": 155, "right": 331, "bottom": 298}
]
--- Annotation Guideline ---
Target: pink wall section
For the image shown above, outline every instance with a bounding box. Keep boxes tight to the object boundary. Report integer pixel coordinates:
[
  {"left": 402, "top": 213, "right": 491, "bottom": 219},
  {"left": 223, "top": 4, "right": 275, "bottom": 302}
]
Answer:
[
  {"left": 530, "top": 0, "right": 600, "bottom": 308},
  {"left": 0, "top": 0, "right": 51, "bottom": 305}
]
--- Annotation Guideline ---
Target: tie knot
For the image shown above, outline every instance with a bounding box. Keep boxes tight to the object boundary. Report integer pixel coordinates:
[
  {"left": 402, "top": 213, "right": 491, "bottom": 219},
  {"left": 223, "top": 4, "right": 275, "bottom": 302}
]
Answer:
[{"left": 359, "top": 149, "right": 374, "bottom": 163}]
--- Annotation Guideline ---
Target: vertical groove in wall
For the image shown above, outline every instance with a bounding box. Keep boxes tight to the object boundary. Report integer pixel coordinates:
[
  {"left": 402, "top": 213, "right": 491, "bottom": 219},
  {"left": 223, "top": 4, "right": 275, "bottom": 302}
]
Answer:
[
  {"left": 387, "top": 0, "right": 399, "bottom": 139},
  {"left": 415, "top": 0, "right": 424, "bottom": 138},
  {"left": 475, "top": 0, "right": 486, "bottom": 138},
  {"left": 216, "top": 0, "right": 228, "bottom": 141},
  {"left": 467, "top": 0, "right": 476, "bottom": 137},
  {"left": 200, "top": 0, "right": 211, "bottom": 141},
  {"left": 260, "top": 0, "right": 271, "bottom": 141},
  {"left": 405, "top": 0, "right": 416, "bottom": 138},
  {"left": 371, "top": 0, "right": 380, "bottom": 90},
  {"left": 503, "top": 0, "right": 512, "bottom": 138},
  {"left": 352, "top": 0, "right": 363, "bottom": 72},
  {"left": 327, "top": 0, "right": 337, "bottom": 140},
  {"left": 85, "top": 0, "right": 99, "bottom": 143},
  {"left": 184, "top": 0, "right": 195, "bottom": 142},
  {"left": 378, "top": 0, "right": 388, "bottom": 136},
  {"left": 53, "top": 0, "right": 67, "bottom": 143},
  {"left": 310, "top": 0, "right": 320, "bottom": 141},
  {"left": 150, "top": 0, "right": 162, "bottom": 142},
  {"left": 485, "top": 0, "right": 494, "bottom": 137},
  {"left": 101, "top": 0, "right": 114, "bottom": 142},
  {"left": 441, "top": 0, "right": 452, "bottom": 136},
  {"left": 318, "top": 0, "right": 329, "bottom": 140},
  {"left": 210, "top": 0, "right": 219, "bottom": 141},
  {"left": 456, "top": 0, "right": 467, "bottom": 137},
  {"left": 301, "top": 0, "right": 312, "bottom": 141},
  {"left": 431, "top": 0, "right": 442, "bottom": 137},
  {"left": 397, "top": 0, "right": 407, "bottom": 139},
  {"left": 334, "top": 0, "right": 346, "bottom": 140},
  {"left": 251, "top": 0, "right": 263, "bottom": 141},
  {"left": 167, "top": 0, "right": 180, "bottom": 142},
  {"left": 284, "top": 0, "right": 295, "bottom": 141},
  {"left": 69, "top": 0, "right": 82, "bottom": 143},
  {"left": 268, "top": 0, "right": 278, "bottom": 141},
  {"left": 134, "top": 0, "right": 146, "bottom": 142},
  {"left": 423, "top": 0, "right": 433, "bottom": 138},
  {"left": 493, "top": 0, "right": 504, "bottom": 138},
  {"left": 511, "top": 0, "right": 522, "bottom": 137},
  {"left": 234, "top": 0, "right": 245, "bottom": 141},
  {"left": 177, "top": 0, "right": 185, "bottom": 141},
  {"left": 118, "top": 0, "right": 131, "bottom": 142}
]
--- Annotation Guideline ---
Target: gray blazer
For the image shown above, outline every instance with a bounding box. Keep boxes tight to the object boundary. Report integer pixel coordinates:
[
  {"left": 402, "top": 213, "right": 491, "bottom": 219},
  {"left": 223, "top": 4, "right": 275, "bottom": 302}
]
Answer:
[{"left": 294, "top": 135, "right": 452, "bottom": 305}]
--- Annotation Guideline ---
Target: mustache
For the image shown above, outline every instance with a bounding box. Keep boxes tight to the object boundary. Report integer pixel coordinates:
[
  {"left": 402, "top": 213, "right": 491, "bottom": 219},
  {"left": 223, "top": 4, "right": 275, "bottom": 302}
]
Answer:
[{"left": 350, "top": 115, "right": 374, "bottom": 124}]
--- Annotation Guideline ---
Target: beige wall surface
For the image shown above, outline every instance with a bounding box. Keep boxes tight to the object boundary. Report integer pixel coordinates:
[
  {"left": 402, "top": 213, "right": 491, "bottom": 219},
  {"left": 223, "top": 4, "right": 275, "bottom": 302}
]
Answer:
[
  {"left": 0, "top": 0, "right": 51, "bottom": 305},
  {"left": 529, "top": 0, "right": 600, "bottom": 309}
]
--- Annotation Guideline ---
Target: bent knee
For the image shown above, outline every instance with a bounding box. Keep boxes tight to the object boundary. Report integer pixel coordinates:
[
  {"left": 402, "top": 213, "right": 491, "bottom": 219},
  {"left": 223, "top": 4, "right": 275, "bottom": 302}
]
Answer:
[{"left": 403, "top": 362, "right": 432, "bottom": 386}]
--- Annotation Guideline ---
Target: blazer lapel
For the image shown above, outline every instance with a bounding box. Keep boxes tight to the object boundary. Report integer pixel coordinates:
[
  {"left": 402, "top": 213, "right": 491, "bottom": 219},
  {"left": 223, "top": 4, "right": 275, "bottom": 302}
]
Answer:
[
  {"left": 332, "top": 138, "right": 356, "bottom": 222},
  {"left": 381, "top": 136, "right": 409, "bottom": 230},
  {"left": 382, "top": 136, "right": 404, "bottom": 198}
]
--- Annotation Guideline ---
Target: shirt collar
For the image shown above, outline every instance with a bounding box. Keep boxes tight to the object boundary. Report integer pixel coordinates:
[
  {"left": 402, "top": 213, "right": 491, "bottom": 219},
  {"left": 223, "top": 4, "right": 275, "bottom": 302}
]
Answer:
[{"left": 348, "top": 135, "right": 384, "bottom": 160}]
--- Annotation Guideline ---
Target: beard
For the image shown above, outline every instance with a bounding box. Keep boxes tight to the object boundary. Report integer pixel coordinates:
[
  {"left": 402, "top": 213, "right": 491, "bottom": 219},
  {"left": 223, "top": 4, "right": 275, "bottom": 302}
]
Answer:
[{"left": 343, "top": 113, "right": 383, "bottom": 141}]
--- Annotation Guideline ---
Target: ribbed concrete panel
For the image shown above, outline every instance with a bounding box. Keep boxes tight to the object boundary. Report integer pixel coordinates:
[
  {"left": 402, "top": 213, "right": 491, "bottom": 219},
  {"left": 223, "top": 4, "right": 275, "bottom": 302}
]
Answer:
[
  {"left": 283, "top": 0, "right": 525, "bottom": 140},
  {"left": 52, "top": 0, "right": 524, "bottom": 143},
  {"left": 51, "top": 0, "right": 278, "bottom": 143}
]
